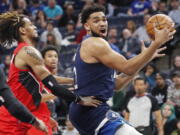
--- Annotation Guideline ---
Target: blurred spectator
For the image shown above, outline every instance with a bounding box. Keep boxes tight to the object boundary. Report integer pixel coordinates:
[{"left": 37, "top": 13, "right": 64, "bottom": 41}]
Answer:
[
  {"left": 95, "top": 0, "right": 115, "bottom": 17},
  {"left": 40, "top": 21, "right": 62, "bottom": 48},
  {"left": 61, "top": 20, "right": 77, "bottom": 46},
  {"left": 133, "top": 14, "right": 151, "bottom": 45},
  {"left": 58, "top": 4, "right": 78, "bottom": 27},
  {"left": 167, "top": 71, "right": 180, "bottom": 118},
  {"left": 151, "top": 72, "right": 169, "bottom": 107},
  {"left": 111, "top": 91, "right": 125, "bottom": 113},
  {"left": 126, "top": 20, "right": 137, "bottom": 34},
  {"left": 168, "top": 0, "right": 180, "bottom": 24},
  {"left": 33, "top": 10, "right": 47, "bottom": 33},
  {"left": 171, "top": 119, "right": 180, "bottom": 135},
  {"left": 119, "top": 28, "right": 141, "bottom": 58},
  {"left": 157, "top": 1, "right": 168, "bottom": 14},
  {"left": 82, "top": 0, "right": 95, "bottom": 10},
  {"left": 76, "top": 28, "right": 87, "bottom": 44},
  {"left": 150, "top": 1, "right": 168, "bottom": 14},
  {"left": 28, "top": 0, "right": 45, "bottom": 19},
  {"left": 107, "top": 27, "right": 119, "bottom": 46},
  {"left": 62, "top": 119, "right": 79, "bottom": 135},
  {"left": 10, "top": 0, "right": 28, "bottom": 14},
  {"left": 161, "top": 103, "right": 177, "bottom": 135},
  {"left": 170, "top": 55, "right": 180, "bottom": 76},
  {"left": 46, "top": 33, "right": 59, "bottom": 47},
  {"left": 125, "top": 77, "right": 163, "bottom": 135},
  {"left": 127, "top": 0, "right": 151, "bottom": 16},
  {"left": 2, "top": 55, "right": 11, "bottom": 78},
  {"left": 150, "top": 1, "right": 159, "bottom": 14},
  {"left": 44, "top": 0, "right": 63, "bottom": 22},
  {"left": 140, "top": 63, "right": 158, "bottom": 91},
  {"left": 0, "top": 0, "right": 10, "bottom": 13}
]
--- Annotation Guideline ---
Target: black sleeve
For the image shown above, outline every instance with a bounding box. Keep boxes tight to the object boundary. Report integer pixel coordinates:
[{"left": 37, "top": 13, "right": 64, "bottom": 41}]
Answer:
[
  {"left": 148, "top": 94, "right": 160, "bottom": 112},
  {"left": 42, "top": 75, "right": 81, "bottom": 103},
  {"left": 0, "top": 68, "right": 36, "bottom": 124}
]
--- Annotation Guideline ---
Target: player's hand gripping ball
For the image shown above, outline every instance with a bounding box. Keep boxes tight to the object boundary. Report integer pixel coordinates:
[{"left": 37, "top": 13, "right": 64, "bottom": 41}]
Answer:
[{"left": 146, "top": 14, "right": 175, "bottom": 40}]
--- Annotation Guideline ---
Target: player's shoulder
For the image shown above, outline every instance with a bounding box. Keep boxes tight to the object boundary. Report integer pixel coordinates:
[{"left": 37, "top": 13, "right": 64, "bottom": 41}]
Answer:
[
  {"left": 19, "top": 46, "right": 43, "bottom": 63},
  {"left": 82, "top": 37, "right": 109, "bottom": 49}
]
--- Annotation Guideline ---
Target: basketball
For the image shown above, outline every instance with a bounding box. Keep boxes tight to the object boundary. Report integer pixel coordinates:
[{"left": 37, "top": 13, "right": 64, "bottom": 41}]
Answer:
[{"left": 146, "top": 14, "right": 175, "bottom": 40}]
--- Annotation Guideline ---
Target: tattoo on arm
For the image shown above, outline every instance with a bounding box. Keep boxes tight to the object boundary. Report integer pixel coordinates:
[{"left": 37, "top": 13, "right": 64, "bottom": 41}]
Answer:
[{"left": 24, "top": 47, "right": 42, "bottom": 62}]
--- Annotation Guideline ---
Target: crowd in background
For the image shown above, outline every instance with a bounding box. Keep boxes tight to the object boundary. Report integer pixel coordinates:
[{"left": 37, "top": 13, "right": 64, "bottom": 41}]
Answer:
[{"left": 0, "top": 0, "right": 180, "bottom": 134}]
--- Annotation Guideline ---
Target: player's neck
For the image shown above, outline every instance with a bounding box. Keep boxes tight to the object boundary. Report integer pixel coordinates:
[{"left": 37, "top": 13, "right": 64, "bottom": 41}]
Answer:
[
  {"left": 136, "top": 92, "right": 146, "bottom": 97},
  {"left": 20, "top": 37, "right": 36, "bottom": 47}
]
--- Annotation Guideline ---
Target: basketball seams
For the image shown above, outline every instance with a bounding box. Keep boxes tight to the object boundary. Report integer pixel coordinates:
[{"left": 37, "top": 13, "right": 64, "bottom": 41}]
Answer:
[{"left": 146, "top": 14, "right": 174, "bottom": 40}]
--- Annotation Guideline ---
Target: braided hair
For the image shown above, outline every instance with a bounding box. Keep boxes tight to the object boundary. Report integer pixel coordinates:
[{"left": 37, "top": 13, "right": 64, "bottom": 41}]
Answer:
[{"left": 0, "top": 11, "right": 26, "bottom": 47}]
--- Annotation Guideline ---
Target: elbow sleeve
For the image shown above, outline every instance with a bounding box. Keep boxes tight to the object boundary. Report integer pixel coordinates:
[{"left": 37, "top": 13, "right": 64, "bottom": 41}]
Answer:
[{"left": 42, "top": 75, "right": 81, "bottom": 103}]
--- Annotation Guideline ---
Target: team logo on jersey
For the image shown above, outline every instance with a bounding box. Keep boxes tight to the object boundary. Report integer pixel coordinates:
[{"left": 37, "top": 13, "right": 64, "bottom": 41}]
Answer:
[{"left": 105, "top": 110, "right": 120, "bottom": 121}]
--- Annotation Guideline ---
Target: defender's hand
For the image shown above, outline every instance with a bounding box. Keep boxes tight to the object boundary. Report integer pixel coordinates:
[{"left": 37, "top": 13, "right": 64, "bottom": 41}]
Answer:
[
  {"left": 33, "top": 118, "right": 48, "bottom": 134},
  {"left": 78, "top": 96, "right": 102, "bottom": 107}
]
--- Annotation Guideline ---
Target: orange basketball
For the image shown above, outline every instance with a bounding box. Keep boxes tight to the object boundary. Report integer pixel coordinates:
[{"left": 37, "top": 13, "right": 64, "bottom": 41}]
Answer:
[{"left": 145, "top": 14, "right": 175, "bottom": 40}]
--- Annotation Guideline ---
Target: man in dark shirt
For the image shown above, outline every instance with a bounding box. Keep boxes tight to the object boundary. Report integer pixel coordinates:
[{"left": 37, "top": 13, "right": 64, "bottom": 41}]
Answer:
[{"left": 151, "top": 72, "right": 169, "bottom": 107}]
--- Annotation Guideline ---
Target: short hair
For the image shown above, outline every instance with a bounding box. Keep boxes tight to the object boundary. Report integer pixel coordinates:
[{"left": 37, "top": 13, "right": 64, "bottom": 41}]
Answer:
[
  {"left": 0, "top": 11, "right": 26, "bottom": 47},
  {"left": 41, "top": 45, "right": 59, "bottom": 58},
  {"left": 156, "top": 72, "right": 167, "bottom": 80},
  {"left": 134, "top": 77, "right": 146, "bottom": 84},
  {"left": 81, "top": 5, "right": 105, "bottom": 24},
  {"left": 171, "top": 71, "right": 180, "bottom": 78}
]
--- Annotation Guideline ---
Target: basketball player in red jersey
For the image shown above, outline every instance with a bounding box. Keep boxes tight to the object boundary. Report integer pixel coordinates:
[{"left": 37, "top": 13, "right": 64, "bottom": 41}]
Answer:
[
  {"left": 27, "top": 46, "right": 72, "bottom": 135},
  {"left": 0, "top": 11, "right": 101, "bottom": 135}
]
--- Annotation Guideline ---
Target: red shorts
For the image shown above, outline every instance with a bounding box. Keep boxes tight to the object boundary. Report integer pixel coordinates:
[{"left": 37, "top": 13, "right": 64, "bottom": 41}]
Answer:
[
  {"left": 0, "top": 106, "right": 31, "bottom": 135},
  {"left": 0, "top": 103, "right": 51, "bottom": 135}
]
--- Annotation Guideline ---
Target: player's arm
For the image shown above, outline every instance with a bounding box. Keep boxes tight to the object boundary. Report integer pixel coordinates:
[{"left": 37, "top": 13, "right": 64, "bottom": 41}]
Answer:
[
  {"left": 20, "top": 46, "right": 101, "bottom": 107},
  {"left": 87, "top": 27, "right": 174, "bottom": 76},
  {"left": 21, "top": 46, "right": 80, "bottom": 102},
  {"left": 54, "top": 75, "right": 74, "bottom": 85},
  {"left": 41, "top": 93, "right": 56, "bottom": 102},
  {"left": 115, "top": 73, "right": 136, "bottom": 91},
  {"left": 0, "top": 68, "right": 47, "bottom": 132},
  {"left": 0, "top": 68, "right": 35, "bottom": 123},
  {"left": 153, "top": 110, "right": 164, "bottom": 135},
  {"left": 114, "top": 42, "right": 166, "bottom": 91}
]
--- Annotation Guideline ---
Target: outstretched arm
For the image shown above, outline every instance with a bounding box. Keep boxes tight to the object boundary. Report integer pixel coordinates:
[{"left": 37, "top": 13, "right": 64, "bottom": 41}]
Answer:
[
  {"left": 115, "top": 42, "right": 167, "bottom": 91},
  {"left": 85, "top": 26, "right": 175, "bottom": 76}
]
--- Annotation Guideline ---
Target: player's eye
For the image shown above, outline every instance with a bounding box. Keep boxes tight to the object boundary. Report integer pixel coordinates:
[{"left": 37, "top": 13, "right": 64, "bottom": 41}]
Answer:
[{"left": 93, "top": 20, "right": 99, "bottom": 23}]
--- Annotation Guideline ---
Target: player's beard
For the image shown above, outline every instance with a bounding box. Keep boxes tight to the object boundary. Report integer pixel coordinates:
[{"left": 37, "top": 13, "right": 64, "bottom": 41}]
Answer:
[{"left": 91, "top": 30, "right": 107, "bottom": 40}]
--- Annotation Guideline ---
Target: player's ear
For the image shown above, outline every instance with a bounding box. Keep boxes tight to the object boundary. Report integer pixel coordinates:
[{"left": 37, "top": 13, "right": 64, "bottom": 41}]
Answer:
[
  {"left": 84, "top": 23, "right": 90, "bottom": 31},
  {"left": 19, "top": 26, "right": 26, "bottom": 35}
]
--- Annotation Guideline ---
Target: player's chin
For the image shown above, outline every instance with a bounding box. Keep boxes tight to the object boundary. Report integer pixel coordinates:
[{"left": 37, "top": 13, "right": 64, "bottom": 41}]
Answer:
[
  {"left": 98, "top": 31, "right": 106, "bottom": 37},
  {"left": 100, "top": 33, "right": 107, "bottom": 38},
  {"left": 34, "top": 33, "right": 38, "bottom": 37}
]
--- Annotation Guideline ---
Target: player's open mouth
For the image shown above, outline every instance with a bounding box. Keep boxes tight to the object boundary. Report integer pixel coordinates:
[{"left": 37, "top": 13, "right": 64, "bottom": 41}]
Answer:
[{"left": 100, "top": 29, "right": 106, "bottom": 33}]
